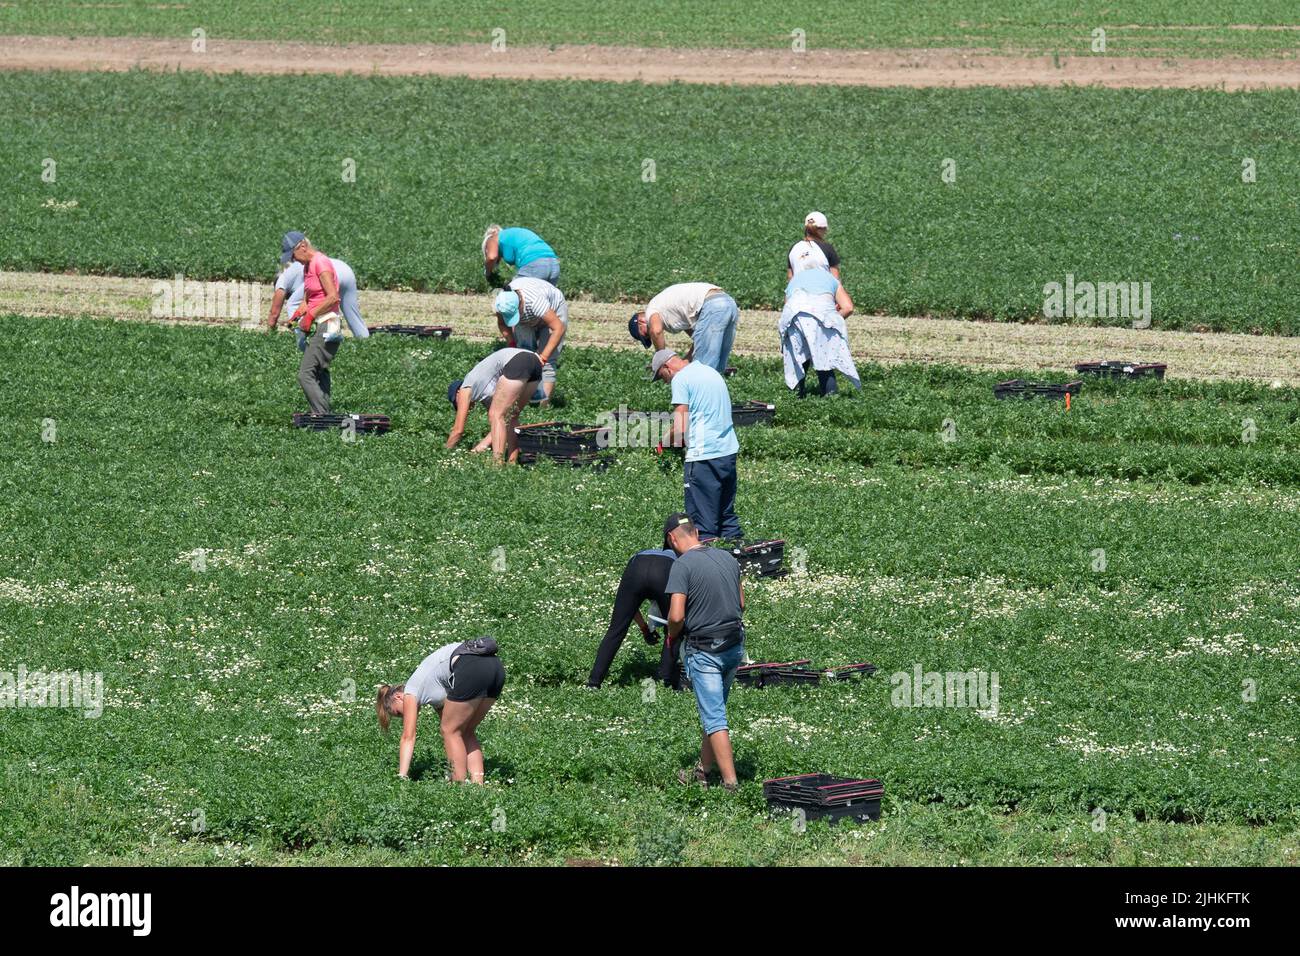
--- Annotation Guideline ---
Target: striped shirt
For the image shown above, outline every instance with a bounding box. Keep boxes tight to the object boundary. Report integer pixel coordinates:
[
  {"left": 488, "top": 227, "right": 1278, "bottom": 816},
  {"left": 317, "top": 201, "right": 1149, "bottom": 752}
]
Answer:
[{"left": 508, "top": 276, "right": 568, "bottom": 329}]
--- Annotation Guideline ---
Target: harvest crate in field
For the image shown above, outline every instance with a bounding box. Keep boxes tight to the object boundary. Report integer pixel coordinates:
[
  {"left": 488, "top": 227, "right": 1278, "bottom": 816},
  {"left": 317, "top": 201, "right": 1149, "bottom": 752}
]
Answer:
[
  {"left": 370, "top": 324, "right": 453, "bottom": 339},
  {"left": 993, "top": 380, "right": 1082, "bottom": 401},
  {"left": 732, "top": 400, "right": 776, "bottom": 426},
  {"left": 764, "top": 774, "right": 884, "bottom": 824},
  {"left": 291, "top": 412, "right": 391, "bottom": 433},
  {"left": 1075, "top": 360, "right": 1167, "bottom": 380}
]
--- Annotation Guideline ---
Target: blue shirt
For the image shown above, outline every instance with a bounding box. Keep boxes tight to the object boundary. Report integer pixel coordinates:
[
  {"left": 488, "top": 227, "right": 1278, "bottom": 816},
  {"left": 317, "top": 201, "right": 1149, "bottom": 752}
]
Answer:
[
  {"left": 497, "top": 228, "right": 556, "bottom": 268},
  {"left": 670, "top": 362, "right": 739, "bottom": 463},
  {"left": 785, "top": 268, "right": 839, "bottom": 299}
]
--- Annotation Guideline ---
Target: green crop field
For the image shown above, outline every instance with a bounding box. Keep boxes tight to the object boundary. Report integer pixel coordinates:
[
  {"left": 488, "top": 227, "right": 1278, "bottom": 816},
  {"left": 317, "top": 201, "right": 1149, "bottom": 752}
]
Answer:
[
  {"left": 4, "top": 71, "right": 1297, "bottom": 333},
  {"left": 1, "top": 316, "right": 1297, "bottom": 865},
  {"left": 2, "top": 1, "right": 1298, "bottom": 57}
]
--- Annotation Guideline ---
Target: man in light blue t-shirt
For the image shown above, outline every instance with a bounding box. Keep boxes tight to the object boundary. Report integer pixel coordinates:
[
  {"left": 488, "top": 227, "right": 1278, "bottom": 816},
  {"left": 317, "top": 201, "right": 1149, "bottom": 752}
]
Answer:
[
  {"left": 650, "top": 349, "right": 743, "bottom": 542},
  {"left": 482, "top": 225, "right": 560, "bottom": 286}
]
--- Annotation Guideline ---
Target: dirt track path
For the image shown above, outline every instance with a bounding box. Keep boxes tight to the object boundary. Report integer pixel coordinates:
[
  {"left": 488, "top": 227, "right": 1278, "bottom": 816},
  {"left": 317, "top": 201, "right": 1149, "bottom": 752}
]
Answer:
[
  {"left": 1, "top": 35, "right": 1298, "bottom": 89},
  {"left": 4, "top": 270, "right": 1296, "bottom": 385}
]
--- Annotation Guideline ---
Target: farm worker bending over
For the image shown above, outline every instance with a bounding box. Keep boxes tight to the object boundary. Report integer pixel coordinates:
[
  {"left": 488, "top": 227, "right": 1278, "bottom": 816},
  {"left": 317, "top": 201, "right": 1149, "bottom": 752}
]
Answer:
[
  {"left": 779, "top": 266, "right": 860, "bottom": 398},
  {"left": 629, "top": 282, "right": 739, "bottom": 375},
  {"left": 649, "top": 349, "right": 743, "bottom": 543},
  {"left": 663, "top": 513, "right": 746, "bottom": 792},
  {"left": 587, "top": 546, "right": 682, "bottom": 690},
  {"left": 494, "top": 277, "right": 568, "bottom": 405},
  {"left": 482, "top": 225, "right": 560, "bottom": 287},
  {"left": 268, "top": 232, "right": 369, "bottom": 340},
  {"left": 279, "top": 232, "right": 347, "bottom": 415},
  {"left": 445, "top": 347, "right": 544, "bottom": 464},
  {"left": 786, "top": 211, "right": 841, "bottom": 280},
  {"left": 377, "top": 638, "right": 506, "bottom": 783}
]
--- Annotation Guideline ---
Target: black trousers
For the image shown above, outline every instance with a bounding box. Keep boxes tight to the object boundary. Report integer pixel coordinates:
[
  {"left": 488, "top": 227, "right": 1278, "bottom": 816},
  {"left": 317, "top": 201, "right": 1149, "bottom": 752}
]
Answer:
[{"left": 587, "top": 552, "right": 680, "bottom": 688}]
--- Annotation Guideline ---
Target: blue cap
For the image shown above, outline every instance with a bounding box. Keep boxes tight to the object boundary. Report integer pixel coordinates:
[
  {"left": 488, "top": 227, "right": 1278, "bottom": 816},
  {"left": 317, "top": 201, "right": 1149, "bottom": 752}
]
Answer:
[
  {"left": 494, "top": 289, "right": 520, "bottom": 328},
  {"left": 447, "top": 380, "right": 464, "bottom": 407},
  {"left": 280, "top": 230, "right": 306, "bottom": 264},
  {"left": 629, "top": 313, "right": 650, "bottom": 348}
]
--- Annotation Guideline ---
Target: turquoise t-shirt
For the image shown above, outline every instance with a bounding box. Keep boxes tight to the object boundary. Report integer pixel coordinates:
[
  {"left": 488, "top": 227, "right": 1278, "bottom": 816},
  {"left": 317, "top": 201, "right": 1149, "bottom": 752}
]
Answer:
[
  {"left": 498, "top": 228, "right": 556, "bottom": 268},
  {"left": 785, "top": 268, "right": 839, "bottom": 299},
  {"left": 670, "top": 362, "right": 740, "bottom": 463}
]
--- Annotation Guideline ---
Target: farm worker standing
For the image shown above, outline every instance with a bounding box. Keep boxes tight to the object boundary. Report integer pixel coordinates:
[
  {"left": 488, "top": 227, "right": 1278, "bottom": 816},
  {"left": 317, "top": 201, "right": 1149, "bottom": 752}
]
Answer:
[
  {"left": 629, "top": 282, "right": 739, "bottom": 375},
  {"left": 268, "top": 231, "right": 369, "bottom": 340},
  {"left": 786, "top": 211, "right": 840, "bottom": 280},
  {"left": 494, "top": 277, "right": 568, "bottom": 405},
  {"left": 377, "top": 638, "right": 506, "bottom": 783},
  {"left": 649, "top": 349, "right": 743, "bottom": 543},
  {"left": 445, "top": 347, "right": 544, "bottom": 463},
  {"left": 587, "top": 547, "right": 682, "bottom": 690},
  {"left": 663, "top": 513, "right": 746, "bottom": 792},
  {"left": 482, "top": 225, "right": 560, "bottom": 287},
  {"left": 779, "top": 266, "right": 860, "bottom": 398},
  {"left": 279, "top": 233, "right": 347, "bottom": 415}
]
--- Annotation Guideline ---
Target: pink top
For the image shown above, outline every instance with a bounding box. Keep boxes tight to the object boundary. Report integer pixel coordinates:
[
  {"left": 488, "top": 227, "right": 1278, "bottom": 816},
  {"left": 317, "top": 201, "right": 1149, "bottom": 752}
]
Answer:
[{"left": 303, "top": 253, "right": 337, "bottom": 312}]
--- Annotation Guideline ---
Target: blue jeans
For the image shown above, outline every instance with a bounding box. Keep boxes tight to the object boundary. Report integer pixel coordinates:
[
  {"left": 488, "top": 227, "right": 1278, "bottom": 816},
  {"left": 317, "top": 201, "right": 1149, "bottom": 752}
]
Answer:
[
  {"left": 683, "top": 453, "right": 742, "bottom": 540},
  {"left": 691, "top": 294, "right": 738, "bottom": 373},
  {"left": 515, "top": 257, "right": 561, "bottom": 286},
  {"left": 686, "top": 642, "right": 746, "bottom": 735}
]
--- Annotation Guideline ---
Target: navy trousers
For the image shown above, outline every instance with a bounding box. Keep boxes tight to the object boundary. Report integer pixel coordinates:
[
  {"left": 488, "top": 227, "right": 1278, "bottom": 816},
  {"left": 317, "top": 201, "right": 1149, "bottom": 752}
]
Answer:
[{"left": 683, "top": 454, "right": 742, "bottom": 540}]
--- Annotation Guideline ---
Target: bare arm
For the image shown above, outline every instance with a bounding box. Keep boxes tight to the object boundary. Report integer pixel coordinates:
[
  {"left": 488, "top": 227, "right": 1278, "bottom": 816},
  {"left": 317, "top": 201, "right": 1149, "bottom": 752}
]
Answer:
[
  {"left": 835, "top": 283, "right": 854, "bottom": 318},
  {"left": 445, "top": 390, "right": 473, "bottom": 449},
  {"left": 667, "top": 592, "right": 687, "bottom": 642},
  {"left": 648, "top": 312, "right": 668, "bottom": 352},
  {"left": 298, "top": 268, "right": 341, "bottom": 331},
  {"left": 398, "top": 694, "right": 420, "bottom": 778},
  {"left": 665, "top": 403, "right": 689, "bottom": 450},
  {"left": 535, "top": 310, "right": 565, "bottom": 365},
  {"left": 497, "top": 314, "right": 515, "bottom": 346},
  {"left": 267, "top": 287, "right": 287, "bottom": 329}
]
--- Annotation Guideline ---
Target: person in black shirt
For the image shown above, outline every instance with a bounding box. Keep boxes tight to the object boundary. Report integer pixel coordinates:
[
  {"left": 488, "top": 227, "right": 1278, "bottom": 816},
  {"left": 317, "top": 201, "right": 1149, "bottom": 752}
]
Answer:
[{"left": 587, "top": 548, "right": 683, "bottom": 689}]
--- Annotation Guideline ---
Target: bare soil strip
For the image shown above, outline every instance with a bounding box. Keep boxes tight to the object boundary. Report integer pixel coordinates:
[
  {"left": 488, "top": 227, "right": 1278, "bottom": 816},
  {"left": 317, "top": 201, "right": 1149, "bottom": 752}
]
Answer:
[
  {"left": 4, "top": 271, "right": 1295, "bottom": 385},
  {"left": 1, "top": 35, "right": 1298, "bottom": 89}
]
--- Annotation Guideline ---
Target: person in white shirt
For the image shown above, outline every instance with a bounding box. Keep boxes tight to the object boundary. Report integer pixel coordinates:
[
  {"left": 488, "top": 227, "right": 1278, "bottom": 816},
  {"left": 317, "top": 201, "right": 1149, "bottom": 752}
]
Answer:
[
  {"left": 786, "top": 211, "right": 841, "bottom": 281},
  {"left": 495, "top": 276, "right": 568, "bottom": 405},
  {"left": 629, "top": 282, "right": 739, "bottom": 374}
]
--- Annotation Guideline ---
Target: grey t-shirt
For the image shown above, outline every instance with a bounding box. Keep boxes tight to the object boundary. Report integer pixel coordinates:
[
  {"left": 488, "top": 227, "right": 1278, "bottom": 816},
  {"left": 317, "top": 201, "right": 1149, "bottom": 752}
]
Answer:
[
  {"left": 405, "top": 642, "right": 460, "bottom": 709},
  {"left": 461, "top": 348, "right": 533, "bottom": 406},
  {"left": 665, "top": 546, "right": 743, "bottom": 639}
]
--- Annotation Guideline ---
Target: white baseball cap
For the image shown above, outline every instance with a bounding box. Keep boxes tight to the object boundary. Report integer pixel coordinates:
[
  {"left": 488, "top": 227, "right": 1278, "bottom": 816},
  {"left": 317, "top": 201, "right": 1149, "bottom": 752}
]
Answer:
[{"left": 805, "top": 211, "right": 828, "bottom": 230}]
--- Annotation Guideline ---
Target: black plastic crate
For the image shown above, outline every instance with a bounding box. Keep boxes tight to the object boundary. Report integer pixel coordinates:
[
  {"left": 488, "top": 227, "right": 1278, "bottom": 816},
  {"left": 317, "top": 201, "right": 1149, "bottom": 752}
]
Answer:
[
  {"left": 735, "top": 660, "right": 813, "bottom": 688},
  {"left": 820, "top": 662, "right": 877, "bottom": 681},
  {"left": 291, "top": 412, "right": 391, "bottom": 434},
  {"left": 732, "top": 400, "right": 776, "bottom": 426},
  {"left": 764, "top": 774, "right": 883, "bottom": 823},
  {"left": 993, "top": 379, "right": 1082, "bottom": 401},
  {"left": 517, "top": 450, "right": 611, "bottom": 471},
  {"left": 370, "top": 324, "right": 453, "bottom": 339},
  {"left": 514, "top": 421, "right": 608, "bottom": 453},
  {"left": 727, "top": 539, "right": 787, "bottom": 578},
  {"left": 1075, "top": 360, "right": 1166, "bottom": 380}
]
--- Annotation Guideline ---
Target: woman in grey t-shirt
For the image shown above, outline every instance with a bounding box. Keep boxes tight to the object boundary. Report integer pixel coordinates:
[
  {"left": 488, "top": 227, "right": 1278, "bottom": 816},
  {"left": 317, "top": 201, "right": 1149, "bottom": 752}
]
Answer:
[{"left": 376, "top": 640, "right": 506, "bottom": 782}]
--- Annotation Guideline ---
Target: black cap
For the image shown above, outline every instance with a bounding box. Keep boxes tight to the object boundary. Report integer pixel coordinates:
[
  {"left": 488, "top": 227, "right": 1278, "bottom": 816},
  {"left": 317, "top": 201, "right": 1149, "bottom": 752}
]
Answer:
[{"left": 662, "top": 512, "right": 693, "bottom": 549}]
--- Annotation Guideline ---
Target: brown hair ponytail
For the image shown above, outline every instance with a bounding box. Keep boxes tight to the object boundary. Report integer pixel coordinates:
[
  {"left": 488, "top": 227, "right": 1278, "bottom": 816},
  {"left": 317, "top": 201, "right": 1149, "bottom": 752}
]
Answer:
[{"left": 376, "top": 683, "right": 404, "bottom": 732}]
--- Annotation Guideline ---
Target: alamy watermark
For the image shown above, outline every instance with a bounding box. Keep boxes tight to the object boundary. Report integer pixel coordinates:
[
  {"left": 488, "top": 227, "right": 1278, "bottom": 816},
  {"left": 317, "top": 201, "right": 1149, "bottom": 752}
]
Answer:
[
  {"left": 890, "top": 665, "right": 999, "bottom": 716},
  {"left": 594, "top": 406, "right": 687, "bottom": 449},
  {"left": 152, "top": 273, "right": 261, "bottom": 321},
  {"left": 1042, "top": 274, "right": 1151, "bottom": 328},
  {"left": 1, "top": 666, "right": 103, "bottom": 718}
]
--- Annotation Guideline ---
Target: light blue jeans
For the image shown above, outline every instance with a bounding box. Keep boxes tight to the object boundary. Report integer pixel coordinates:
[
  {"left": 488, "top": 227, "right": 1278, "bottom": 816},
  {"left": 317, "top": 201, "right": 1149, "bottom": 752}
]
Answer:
[
  {"left": 685, "top": 641, "right": 746, "bottom": 736},
  {"left": 691, "top": 294, "right": 738, "bottom": 373},
  {"left": 515, "top": 256, "right": 561, "bottom": 286}
]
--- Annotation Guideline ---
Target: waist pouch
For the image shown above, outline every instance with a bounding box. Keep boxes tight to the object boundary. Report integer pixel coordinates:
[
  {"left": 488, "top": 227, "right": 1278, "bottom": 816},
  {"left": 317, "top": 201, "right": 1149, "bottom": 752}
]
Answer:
[
  {"left": 685, "top": 622, "right": 744, "bottom": 654},
  {"left": 316, "top": 311, "right": 343, "bottom": 342},
  {"left": 454, "top": 637, "right": 499, "bottom": 658}
]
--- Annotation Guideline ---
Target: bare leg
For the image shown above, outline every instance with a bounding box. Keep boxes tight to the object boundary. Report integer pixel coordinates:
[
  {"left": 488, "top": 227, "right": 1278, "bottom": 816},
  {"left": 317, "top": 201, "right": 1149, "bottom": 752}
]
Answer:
[
  {"left": 487, "top": 378, "right": 530, "bottom": 463},
  {"left": 441, "top": 699, "right": 483, "bottom": 781},
  {"left": 462, "top": 697, "right": 495, "bottom": 783},
  {"left": 707, "top": 730, "right": 737, "bottom": 786}
]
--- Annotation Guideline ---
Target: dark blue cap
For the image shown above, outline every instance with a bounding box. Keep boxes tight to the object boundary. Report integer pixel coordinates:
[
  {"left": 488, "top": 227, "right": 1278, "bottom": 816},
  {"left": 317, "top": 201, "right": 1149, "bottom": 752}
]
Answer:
[
  {"left": 280, "top": 231, "right": 306, "bottom": 264},
  {"left": 629, "top": 313, "right": 650, "bottom": 348},
  {"left": 447, "top": 380, "right": 464, "bottom": 408}
]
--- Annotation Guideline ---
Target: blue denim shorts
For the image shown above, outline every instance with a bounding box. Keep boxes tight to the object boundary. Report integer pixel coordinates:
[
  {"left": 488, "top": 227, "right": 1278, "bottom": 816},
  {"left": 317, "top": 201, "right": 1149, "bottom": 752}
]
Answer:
[{"left": 685, "top": 641, "right": 746, "bottom": 736}]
